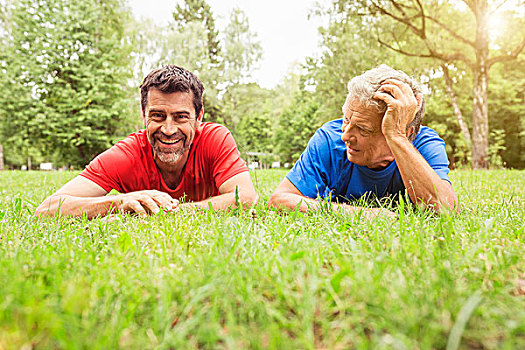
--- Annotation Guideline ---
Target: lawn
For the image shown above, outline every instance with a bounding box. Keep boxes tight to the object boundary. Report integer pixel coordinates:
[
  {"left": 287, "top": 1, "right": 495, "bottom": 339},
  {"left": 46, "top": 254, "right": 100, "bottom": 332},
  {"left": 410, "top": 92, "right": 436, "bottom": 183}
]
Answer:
[{"left": 0, "top": 169, "right": 523, "bottom": 349}]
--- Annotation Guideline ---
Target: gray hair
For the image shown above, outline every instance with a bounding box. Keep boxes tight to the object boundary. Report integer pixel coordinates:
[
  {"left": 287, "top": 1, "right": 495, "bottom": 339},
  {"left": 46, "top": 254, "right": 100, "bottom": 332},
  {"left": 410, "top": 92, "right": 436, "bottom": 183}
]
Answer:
[{"left": 343, "top": 64, "right": 425, "bottom": 141}]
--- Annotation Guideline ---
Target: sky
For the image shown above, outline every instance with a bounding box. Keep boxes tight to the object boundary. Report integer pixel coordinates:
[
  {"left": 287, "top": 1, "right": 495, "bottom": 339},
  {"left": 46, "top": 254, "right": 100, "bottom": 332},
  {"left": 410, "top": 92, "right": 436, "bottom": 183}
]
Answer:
[{"left": 127, "top": 0, "right": 327, "bottom": 88}]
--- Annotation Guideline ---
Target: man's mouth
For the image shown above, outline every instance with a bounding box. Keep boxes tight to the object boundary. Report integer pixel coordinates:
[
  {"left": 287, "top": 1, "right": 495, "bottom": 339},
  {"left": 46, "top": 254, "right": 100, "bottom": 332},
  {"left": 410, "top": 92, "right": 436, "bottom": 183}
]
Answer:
[
  {"left": 346, "top": 144, "right": 359, "bottom": 154},
  {"left": 158, "top": 138, "right": 183, "bottom": 146}
]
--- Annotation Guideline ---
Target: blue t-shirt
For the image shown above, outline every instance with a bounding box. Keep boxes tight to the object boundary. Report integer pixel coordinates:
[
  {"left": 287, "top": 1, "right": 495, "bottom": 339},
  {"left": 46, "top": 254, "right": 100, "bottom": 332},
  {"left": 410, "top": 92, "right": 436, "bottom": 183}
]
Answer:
[{"left": 286, "top": 119, "right": 450, "bottom": 203}]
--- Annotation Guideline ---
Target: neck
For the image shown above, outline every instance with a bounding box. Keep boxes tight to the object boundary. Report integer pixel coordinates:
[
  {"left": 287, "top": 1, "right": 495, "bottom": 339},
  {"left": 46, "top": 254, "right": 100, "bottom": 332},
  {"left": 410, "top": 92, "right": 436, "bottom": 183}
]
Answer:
[{"left": 155, "top": 151, "right": 189, "bottom": 189}]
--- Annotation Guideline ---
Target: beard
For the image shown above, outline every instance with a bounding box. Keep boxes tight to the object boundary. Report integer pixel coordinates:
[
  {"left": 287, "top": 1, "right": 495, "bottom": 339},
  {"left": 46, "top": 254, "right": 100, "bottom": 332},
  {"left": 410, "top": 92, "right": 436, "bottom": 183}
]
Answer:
[{"left": 149, "top": 130, "right": 190, "bottom": 165}]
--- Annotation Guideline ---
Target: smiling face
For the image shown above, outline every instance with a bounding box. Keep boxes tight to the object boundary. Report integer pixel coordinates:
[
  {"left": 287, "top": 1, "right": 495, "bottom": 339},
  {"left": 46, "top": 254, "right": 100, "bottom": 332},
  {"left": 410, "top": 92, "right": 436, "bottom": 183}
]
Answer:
[
  {"left": 143, "top": 89, "right": 202, "bottom": 168},
  {"left": 341, "top": 97, "right": 394, "bottom": 169}
]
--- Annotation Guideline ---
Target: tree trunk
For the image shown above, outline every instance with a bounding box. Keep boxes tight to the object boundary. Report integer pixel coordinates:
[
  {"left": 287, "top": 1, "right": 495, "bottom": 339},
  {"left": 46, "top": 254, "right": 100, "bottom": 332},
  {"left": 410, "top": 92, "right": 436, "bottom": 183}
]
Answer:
[
  {"left": 442, "top": 64, "right": 472, "bottom": 146},
  {"left": 471, "top": 0, "right": 490, "bottom": 169},
  {"left": 471, "top": 68, "right": 489, "bottom": 168}
]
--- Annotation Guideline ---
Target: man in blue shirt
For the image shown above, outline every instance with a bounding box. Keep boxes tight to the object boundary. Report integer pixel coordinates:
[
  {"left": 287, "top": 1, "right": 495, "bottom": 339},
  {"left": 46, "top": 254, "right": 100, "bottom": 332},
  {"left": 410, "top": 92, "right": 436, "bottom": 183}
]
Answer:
[{"left": 268, "top": 65, "right": 458, "bottom": 217}]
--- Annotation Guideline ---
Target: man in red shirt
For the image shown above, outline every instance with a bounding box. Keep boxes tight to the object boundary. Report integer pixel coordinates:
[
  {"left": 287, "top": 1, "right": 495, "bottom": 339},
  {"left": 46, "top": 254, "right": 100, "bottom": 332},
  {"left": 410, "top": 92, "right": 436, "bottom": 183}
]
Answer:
[{"left": 35, "top": 65, "right": 257, "bottom": 218}]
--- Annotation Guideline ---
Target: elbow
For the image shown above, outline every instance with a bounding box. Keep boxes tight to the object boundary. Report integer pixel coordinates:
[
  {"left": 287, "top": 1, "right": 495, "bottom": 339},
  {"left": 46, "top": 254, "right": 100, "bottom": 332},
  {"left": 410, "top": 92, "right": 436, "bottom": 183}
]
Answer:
[
  {"left": 267, "top": 192, "right": 279, "bottom": 209},
  {"left": 423, "top": 196, "right": 460, "bottom": 215},
  {"left": 240, "top": 192, "right": 258, "bottom": 208},
  {"left": 34, "top": 199, "right": 54, "bottom": 218},
  {"left": 268, "top": 191, "right": 286, "bottom": 210},
  {"left": 440, "top": 191, "right": 460, "bottom": 215},
  {"left": 235, "top": 189, "right": 258, "bottom": 208}
]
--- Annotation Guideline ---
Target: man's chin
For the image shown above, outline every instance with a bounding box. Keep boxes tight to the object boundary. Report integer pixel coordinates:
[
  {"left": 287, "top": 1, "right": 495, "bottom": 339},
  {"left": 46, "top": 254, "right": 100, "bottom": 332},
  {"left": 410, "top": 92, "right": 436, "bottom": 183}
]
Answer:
[
  {"left": 154, "top": 149, "right": 184, "bottom": 165},
  {"left": 150, "top": 138, "right": 191, "bottom": 165},
  {"left": 347, "top": 154, "right": 363, "bottom": 165}
]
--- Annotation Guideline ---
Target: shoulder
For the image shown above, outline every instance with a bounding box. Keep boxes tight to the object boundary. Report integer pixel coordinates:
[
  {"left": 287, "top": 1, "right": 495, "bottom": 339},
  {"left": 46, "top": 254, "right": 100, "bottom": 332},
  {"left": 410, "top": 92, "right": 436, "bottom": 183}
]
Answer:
[
  {"left": 88, "top": 130, "right": 150, "bottom": 169},
  {"left": 412, "top": 126, "right": 446, "bottom": 148},
  {"left": 114, "top": 130, "right": 150, "bottom": 155},
  {"left": 411, "top": 126, "right": 450, "bottom": 177},
  {"left": 318, "top": 119, "right": 343, "bottom": 138},
  {"left": 198, "top": 122, "right": 232, "bottom": 139},
  {"left": 309, "top": 119, "right": 345, "bottom": 150},
  {"left": 192, "top": 122, "right": 241, "bottom": 161}
]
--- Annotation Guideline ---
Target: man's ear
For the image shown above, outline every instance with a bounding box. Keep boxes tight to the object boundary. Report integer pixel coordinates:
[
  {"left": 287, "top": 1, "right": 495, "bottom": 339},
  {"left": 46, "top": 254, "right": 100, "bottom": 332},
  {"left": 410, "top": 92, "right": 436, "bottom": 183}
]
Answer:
[
  {"left": 197, "top": 108, "right": 204, "bottom": 123},
  {"left": 406, "top": 125, "right": 415, "bottom": 139},
  {"left": 415, "top": 93, "right": 423, "bottom": 110}
]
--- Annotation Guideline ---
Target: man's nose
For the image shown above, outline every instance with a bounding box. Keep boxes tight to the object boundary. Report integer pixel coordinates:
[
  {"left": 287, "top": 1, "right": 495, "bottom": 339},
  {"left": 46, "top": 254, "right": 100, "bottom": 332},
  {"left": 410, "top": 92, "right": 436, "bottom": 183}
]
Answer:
[
  {"left": 341, "top": 122, "right": 356, "bottom": 143},
  {"left": 161, "top": 117, "right": 178, "bottom": 135}
]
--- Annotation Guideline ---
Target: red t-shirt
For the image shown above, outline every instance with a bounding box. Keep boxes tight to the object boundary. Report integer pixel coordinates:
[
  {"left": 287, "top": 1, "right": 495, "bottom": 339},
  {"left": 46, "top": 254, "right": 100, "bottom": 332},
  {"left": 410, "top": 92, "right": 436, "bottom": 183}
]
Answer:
[{"left": 80, "top": 122, "right": 248, "bottom": 201}]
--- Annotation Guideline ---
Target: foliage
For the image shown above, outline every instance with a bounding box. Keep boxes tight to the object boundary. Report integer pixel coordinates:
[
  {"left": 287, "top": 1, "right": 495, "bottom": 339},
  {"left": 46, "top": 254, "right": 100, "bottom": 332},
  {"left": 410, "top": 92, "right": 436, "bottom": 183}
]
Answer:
[
  {"left": 275, "top": 91, "right": 321, "bottom": 164},
  {"left": 172, "top": 0, "right": 222, "bottom": 66},
  {"left": 222, "top": 83, "right": 274, "bottom": 151},
  {"left": 0, "top": 169, "right": 524, "bottom": 348},
  {"left": 0, "top": 0, "right": 135, "bottom": 167},
  {"left": 222, "top": 7, "right": 263, "bottom": 86},
  {"left": 488, "top": 129, "right": 506, "bottom": 168},
  {"left": 487, "top": 58, "right": 525, "bottom": 168}
]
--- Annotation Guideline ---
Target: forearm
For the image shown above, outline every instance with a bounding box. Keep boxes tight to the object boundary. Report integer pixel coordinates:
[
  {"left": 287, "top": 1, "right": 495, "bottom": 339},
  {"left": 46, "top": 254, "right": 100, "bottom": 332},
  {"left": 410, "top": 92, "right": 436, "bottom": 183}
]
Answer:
[
  {"left": 268, "top": 191, "right": 321, "bottom": 212},
  {"left": 34, "top": 195, "right": 121, "bottom": 218},
  {"left": 387, "top": 136, "right": 458, "bottom": 212},
  {"left": 268, "top": 191, "right": 389, "bottom": 218},
  {"left": 180, "top": 191, "right": 258, "bottom": 211}
]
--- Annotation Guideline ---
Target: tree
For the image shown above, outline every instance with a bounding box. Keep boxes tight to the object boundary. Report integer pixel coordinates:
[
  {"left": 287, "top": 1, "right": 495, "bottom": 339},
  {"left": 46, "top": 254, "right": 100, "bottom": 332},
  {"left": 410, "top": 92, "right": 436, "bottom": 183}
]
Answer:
[
  {"left": 172, "top": 0, "right": 222, "bottom": 66},
  {"left": 341, "top": 0, "right": 525, "bottom": 168},
  {"left": 0, "top": 0, "right": 135, "bottom": 167},
  {"left": 222, "top": 7, "right": 262, "bottom": 86},
  {"left": 275, "top": 91, "right": 321, "bottom": 164},
  {"left": 220, "top": 7, "right": 263, "bottom": 137},
  {"left": 487, "top": 57, "right": 525, "bottom": 168},
  {"left": 223, "top": 83, "right": 275, "bottom": 155}
]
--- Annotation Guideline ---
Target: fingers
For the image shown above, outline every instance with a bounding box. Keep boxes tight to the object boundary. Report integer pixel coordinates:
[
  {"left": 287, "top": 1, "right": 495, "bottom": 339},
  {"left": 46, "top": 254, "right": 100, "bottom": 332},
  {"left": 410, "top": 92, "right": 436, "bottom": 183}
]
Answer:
[
  {"left": 366, "top": 208, "right": 396, "bottom": 220},
  {"left": 375, "top": 79, "right": 417, "bottom": 105},
  {"left": 147, "top": 190, "right": 178, "bottom": 211},
  {"left": 119, "top": 190, "right": 179, "bottom": 216},
  {"left": 123, "top": 199, "right": 148, "bottom": 217}
]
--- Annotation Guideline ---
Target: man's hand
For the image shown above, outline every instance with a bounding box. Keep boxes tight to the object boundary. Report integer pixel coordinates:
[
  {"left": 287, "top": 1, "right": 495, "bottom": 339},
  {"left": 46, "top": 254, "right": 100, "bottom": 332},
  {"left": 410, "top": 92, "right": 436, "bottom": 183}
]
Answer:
[
  {"left": 116, "top": 190, "right": 178, "bottom": 216},
  {"left": 34, "top": 175, "right": 181, "bottom": 219},
  {"left": 366, "top": 207, "right": 396, "bottom": 220},
  {"left": 269, "top": 178, "right": 397, "bottom": 220},
  {"left": 374, "top": 79, "right": 422, "bottom": 140}
]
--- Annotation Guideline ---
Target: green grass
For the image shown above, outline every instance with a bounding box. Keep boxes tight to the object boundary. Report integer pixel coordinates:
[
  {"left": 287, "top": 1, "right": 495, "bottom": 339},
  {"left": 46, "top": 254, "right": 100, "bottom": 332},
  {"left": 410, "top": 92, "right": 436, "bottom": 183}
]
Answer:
[{"left": 0, "top": 169, "right": 524, "bottom": 349}]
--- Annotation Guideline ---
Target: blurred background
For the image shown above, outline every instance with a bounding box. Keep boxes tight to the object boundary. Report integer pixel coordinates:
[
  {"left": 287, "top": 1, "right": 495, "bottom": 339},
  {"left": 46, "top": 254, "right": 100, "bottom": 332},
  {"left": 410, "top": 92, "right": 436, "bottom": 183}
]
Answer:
[{"left": 0, "top": 0, "right": 523, "bottom": 170}]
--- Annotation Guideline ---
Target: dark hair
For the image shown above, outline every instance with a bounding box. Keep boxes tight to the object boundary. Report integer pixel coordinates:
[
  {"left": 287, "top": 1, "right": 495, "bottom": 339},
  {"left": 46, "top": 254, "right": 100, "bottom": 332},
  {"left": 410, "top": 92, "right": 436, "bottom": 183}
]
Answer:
[{"left": 140, "top": 65, "right": 204, "bottom": 115}]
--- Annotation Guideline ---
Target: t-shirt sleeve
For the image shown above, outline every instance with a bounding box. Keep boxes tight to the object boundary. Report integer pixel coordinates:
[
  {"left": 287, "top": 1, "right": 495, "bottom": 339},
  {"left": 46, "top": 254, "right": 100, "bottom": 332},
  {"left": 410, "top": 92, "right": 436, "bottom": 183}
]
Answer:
[
  {"left": 415, "top": 130, "right": 451, "bottom": 183},
  {"left": 286, "top": 129, "right": 332, "bottom": 199},
  {"left": 208, "top": 126, "right": 249, "bottom": 188},
  {"left": 80, "top": 144, "right": 136, "bottom": 193}
]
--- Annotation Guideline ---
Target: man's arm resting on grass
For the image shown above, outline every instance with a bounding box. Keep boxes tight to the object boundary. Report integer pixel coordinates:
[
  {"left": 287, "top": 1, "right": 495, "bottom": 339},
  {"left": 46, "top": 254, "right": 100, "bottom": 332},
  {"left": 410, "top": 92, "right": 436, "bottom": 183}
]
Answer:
[
  {"left": 179, "top": 171, "right": 258, "bottom": 210},
  {"left": 386, "top": 136, "right": 458, "bottom": 213},
  {"left": 268, "top": 178, "right": 394, "bottom": 218},
  {"left": 34, "top": 176, "right": 176, "bottom": 218}
]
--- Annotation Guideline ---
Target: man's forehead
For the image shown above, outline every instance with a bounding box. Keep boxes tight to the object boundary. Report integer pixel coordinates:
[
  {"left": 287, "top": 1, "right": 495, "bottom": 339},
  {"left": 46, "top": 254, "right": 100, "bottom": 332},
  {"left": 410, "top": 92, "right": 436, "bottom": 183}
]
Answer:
[
  {"left": 146, "top": 89, "right": 193, "bottom": 108},
  {"left": 343, "top": 97, "right": 382, "bottom": 118}
]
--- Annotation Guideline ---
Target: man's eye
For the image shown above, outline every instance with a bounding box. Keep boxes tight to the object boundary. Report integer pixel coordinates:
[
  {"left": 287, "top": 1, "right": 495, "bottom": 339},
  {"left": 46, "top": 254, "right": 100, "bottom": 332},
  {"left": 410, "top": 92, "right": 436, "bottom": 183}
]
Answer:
[
  {"left": 176, "top": 115, "right": 189, "bottom": 121},
  {"left": 151, "top": 113, "right": 164, "bottom": 119}
]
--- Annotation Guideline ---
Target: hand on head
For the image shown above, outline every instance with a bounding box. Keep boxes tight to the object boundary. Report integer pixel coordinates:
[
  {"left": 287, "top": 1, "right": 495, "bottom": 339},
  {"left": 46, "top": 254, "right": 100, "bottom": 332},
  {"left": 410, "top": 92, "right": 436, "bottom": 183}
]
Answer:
[{"left": 374, "top": 79, "right": 422, "bottom": 139}]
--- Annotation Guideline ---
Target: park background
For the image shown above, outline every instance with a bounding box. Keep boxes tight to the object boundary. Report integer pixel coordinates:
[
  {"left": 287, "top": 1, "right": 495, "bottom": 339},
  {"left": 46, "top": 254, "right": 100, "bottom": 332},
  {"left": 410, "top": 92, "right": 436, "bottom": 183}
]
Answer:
[
  {"left": 0, "top": 0, "right": 524, "bottom": 171},
  {"left": 0, "top": 0, "right": 524, "bottom": 349}
]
